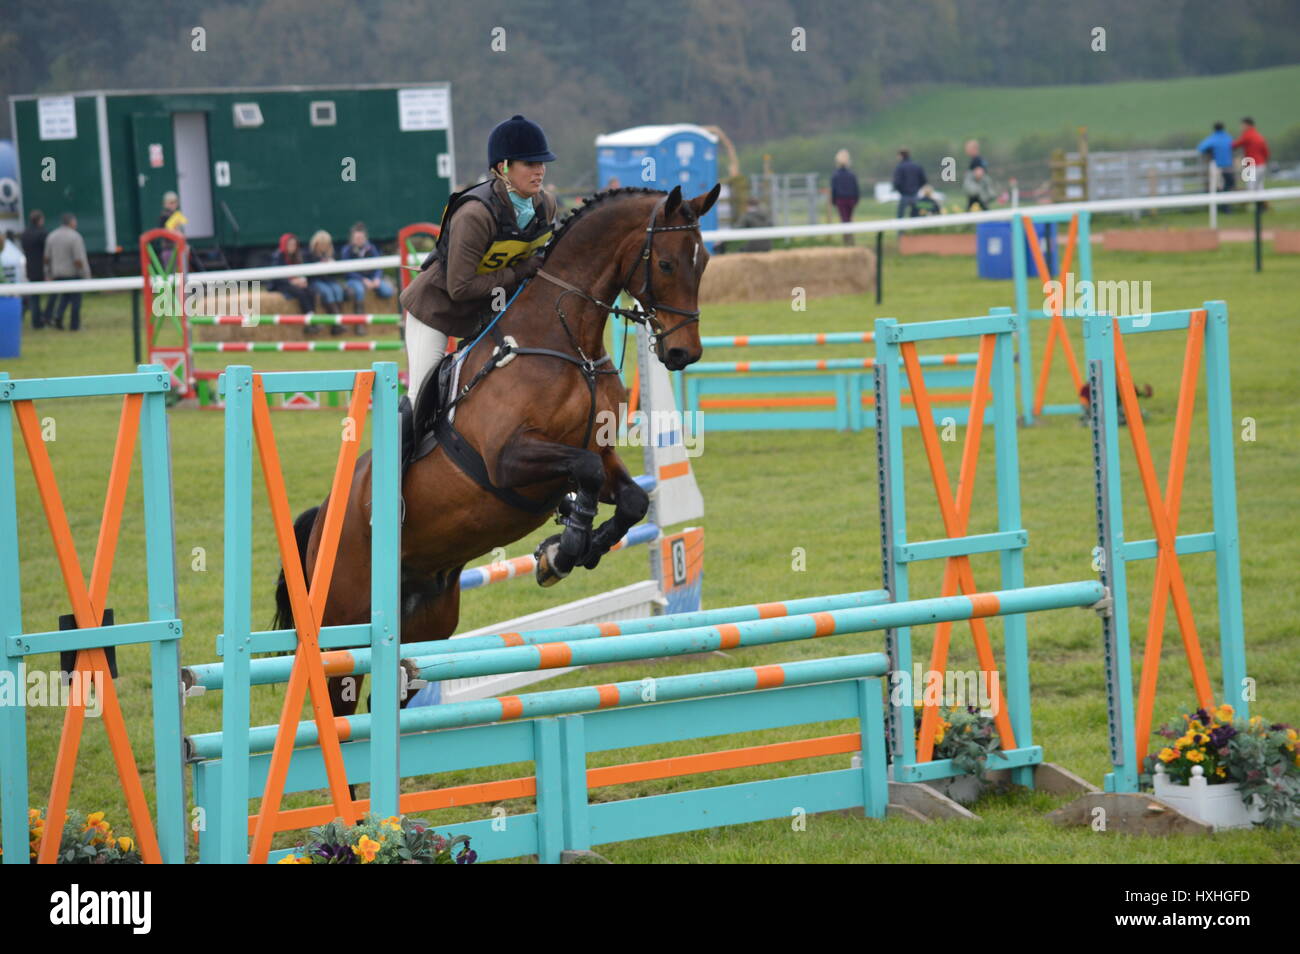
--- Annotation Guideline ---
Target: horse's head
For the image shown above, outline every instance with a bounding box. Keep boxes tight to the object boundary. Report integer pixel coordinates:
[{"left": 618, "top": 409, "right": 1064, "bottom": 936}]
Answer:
[{"left": 622, "top": 184, "right": 720, "bottom": 371}]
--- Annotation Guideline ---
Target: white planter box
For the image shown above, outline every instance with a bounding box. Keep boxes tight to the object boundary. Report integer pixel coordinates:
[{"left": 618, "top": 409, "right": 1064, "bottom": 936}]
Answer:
[{"left": 1153, "top": 765, "right": 1264, "bottom": 831}]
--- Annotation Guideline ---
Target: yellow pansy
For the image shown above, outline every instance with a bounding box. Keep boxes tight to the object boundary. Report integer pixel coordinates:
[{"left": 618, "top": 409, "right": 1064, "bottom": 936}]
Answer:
[
  {"left": 1213, "top": 704, "right": 1234, "bottom": 722},
  {"left": 1157, "top": 748, "right": 1179, "bottom": 763},
  {"left": 84, "top": 811, "right": 106, "bottom": 829},
  {"left": 1215, "top": 766, "right": 1226, "bottom": 778},
  {"left": 117, "top": 837, "right": 133, "bottom": 852},
  {"left": 1186, "top": 749, "right": 1205, "bottom": 763},
  {"left": 352, "top": 835, "right": 382, "bottom": 863},
  {"left": 382, "top": 817, "right": 402, "bottom": 831}
]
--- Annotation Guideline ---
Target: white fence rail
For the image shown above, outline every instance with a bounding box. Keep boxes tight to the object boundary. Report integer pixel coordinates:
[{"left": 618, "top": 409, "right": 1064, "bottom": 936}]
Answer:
[{"left": 3, "top": 187, "right": 1298, "bottom": 298}]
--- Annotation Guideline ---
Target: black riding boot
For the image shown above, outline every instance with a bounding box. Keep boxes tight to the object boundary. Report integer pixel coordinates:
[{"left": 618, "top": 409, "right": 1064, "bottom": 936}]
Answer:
[{"left": 398, "top": 395, "right": 415, "bottom": 475}]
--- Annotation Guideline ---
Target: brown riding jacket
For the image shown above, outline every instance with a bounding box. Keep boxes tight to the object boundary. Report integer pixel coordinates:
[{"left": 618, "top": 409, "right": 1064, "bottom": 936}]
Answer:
[{"left": 400, "top": 178, "right": 558, "bottom": 338}]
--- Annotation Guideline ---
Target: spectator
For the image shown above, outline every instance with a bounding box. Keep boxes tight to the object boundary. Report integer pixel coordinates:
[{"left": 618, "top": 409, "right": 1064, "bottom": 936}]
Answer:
[
  {"left": 736, "top": 198, "right": 772, "bottom": 252},
  {"left": 1233, "top": 117, "right": 1270, "bottom": 193},
  {"left": 914, "top": 185, "right": 942, "bottom": 217},
  {"left": 269, "top": 233, "right": 319, "bottom": 334},
  {"left": 44, "top": 213, "right": 91, "bottom": 331},
  {"left": 154, "top": 191, "right": 188, "bottom": 269},
  {"left": 830, "top": 149, "right": 860, "bottom": 246},
  {"left": 892, "top": 150, "right": 927, "bottom": 220},
  {"left": 307, "top": 230, "right": 349, "bottom": 335},
  {"left": 159, "top": 191, "right": 187, "bottom": 233},
  {"left": 20, "top": 210, "right": 50, "bottom": 329},
  {"left": 963, "top": 165, "right": 996, "bottom": 212},
  {"left": 1197, "top": 122, "right": 1236, "bottom": 208},
  {"left": 962, "top": 139, "right": 994, "bottom": 211},
  {"left": 341, "top": 221, "right": 394, "bottom": 336}
]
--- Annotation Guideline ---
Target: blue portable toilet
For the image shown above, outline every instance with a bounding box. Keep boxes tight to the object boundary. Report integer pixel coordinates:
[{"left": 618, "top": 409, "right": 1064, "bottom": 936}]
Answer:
[
  {"left": 595, "top": 125, "right": 719, "bottom": 233},
  {"left": 976, "top": 220, "right": 1056, "bottom": 280}
]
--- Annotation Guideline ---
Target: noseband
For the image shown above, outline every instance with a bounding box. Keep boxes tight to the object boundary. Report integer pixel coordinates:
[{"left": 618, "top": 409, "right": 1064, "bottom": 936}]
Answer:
[{"left": 537, "top": 194, "right": 702, "bottom": 351}]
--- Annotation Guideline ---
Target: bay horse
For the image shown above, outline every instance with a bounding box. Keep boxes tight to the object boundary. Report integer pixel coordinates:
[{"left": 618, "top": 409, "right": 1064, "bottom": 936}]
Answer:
[{"left": 273, "top": 184, "right": 720, "bottom": 716}]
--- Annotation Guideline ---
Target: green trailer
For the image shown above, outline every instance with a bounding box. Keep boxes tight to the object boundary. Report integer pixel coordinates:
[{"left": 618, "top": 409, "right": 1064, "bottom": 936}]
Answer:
[{"left": 7, "top": 83, "right": 454, "bottom": 265}]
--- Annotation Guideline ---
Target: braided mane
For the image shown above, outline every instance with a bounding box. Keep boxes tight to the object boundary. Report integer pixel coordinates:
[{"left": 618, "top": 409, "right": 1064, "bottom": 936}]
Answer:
[{"left": 543, "top": 186, "right": 690, "bottom": 260}]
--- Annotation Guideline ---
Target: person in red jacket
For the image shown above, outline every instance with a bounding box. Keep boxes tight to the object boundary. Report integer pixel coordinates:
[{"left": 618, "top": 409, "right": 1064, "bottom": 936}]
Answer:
[{"left": 1233, "top": 117, "right": 1270, "bottom": 192}]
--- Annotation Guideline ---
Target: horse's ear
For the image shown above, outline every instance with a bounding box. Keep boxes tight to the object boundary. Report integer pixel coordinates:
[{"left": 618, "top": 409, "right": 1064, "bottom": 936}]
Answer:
[
  {"left": 692, "top": 182, "right": 722, "bottom": 216},
  {"left": 663, "top": 185, "right": 683, "bottom": 219}
]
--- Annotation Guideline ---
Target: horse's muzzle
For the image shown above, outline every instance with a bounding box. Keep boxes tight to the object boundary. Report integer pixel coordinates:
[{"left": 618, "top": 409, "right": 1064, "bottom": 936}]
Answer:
[{"left": 664, "top": 347, "right": 697, "bottom": 371}]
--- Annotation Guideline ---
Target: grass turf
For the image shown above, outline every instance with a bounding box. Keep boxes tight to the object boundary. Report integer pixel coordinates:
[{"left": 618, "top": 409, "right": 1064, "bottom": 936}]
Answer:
[{"left": 2, "top": 236, "right": 1297, "bottom": 863}]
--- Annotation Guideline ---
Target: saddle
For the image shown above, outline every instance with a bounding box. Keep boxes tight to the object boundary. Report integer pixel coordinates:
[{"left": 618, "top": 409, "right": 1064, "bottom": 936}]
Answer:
[{"left": 399, "top": 357, "right": 455, "bottom": 475}]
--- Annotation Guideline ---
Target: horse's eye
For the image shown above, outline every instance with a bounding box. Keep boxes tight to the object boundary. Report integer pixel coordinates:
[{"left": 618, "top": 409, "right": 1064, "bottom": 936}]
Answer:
[{"left": 658, "top": 260, "right": 674, "bottom": 273}]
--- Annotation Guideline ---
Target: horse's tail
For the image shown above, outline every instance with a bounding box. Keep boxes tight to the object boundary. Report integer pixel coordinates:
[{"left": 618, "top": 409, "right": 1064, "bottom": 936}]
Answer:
[{"left": 272, "top": 505, "right": 321, "bottom": 631}]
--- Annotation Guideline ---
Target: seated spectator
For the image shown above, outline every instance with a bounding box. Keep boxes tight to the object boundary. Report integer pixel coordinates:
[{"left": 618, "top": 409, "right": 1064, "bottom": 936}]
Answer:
[
  {"left": 340, "top": 221, "right": 394, "bottom": 336},
  {"left": 914, "top": 185, "right": 942, "bottom": 217},
  {"left": 307, "top": 230, "right": 350, "bottom": 335},
  {"left": 269, "top": 233, "right": 321, "bottom": 335}
]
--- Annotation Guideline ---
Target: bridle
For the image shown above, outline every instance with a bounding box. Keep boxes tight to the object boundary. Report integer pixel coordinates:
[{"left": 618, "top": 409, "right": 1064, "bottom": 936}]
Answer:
[{"left": 537, "top": 194, "right": 702, "bottom": 352}]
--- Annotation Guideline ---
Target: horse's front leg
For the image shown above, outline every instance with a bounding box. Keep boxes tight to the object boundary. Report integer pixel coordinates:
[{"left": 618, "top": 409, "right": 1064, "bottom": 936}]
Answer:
[
  {"left": 492, "top": 433, "right": 606, "bottom": 586},
  {"left": 579, "top": 451, "right": 650, "bottom": 571}
]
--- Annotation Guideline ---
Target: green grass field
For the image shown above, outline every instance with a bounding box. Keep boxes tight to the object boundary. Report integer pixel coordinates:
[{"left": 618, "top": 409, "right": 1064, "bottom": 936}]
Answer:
[{"left": 3, "top": 237, "right": 1298, "bottom": 863}]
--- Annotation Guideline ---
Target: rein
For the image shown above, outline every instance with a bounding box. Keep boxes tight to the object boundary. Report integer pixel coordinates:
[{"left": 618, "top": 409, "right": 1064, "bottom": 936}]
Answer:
[
  {"left": 536, "top": 194, "right": 703, "bottom": 351},
  {"left": 433, "top": 193, "right": 700, "bottom": 514}
]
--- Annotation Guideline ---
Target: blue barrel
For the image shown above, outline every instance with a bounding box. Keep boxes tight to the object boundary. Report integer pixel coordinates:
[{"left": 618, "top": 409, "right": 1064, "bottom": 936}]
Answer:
[
  {"left": 977, "top": 220, "right": 1056, "bottom": 280},
  {"left": 0, "top": 297, "right": 20, "bottom": 358}
]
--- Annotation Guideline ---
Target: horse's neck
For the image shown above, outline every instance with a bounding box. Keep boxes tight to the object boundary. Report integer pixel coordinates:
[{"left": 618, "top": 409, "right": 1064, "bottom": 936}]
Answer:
[{"left": 518, "top": 228, "right": 630, "bottom": 358}]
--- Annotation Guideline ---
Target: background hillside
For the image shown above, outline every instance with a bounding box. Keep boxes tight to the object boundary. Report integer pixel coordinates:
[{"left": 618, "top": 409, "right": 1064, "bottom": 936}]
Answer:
[
  {"left": 2, "top": 0, "right": 1299, "bottom": 188},
  {"left": 751, "top": 64, "right": 1300, "bottom": 189}
]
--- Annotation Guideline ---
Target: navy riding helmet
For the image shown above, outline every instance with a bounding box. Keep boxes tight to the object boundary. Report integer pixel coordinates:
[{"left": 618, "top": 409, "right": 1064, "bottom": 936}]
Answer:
[{"left": 488, "top": 114, "right": 557, "bottom": 169}]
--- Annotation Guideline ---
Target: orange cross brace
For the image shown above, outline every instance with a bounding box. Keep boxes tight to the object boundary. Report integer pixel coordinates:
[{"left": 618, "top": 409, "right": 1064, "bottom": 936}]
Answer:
[
  {"left": 899, "top": 336, "right": 1016, "bottom": 761},
  {"left": 247, "top": 371, "right": 374, "bottom": 864},
  {"left": 15, "top": 395, "right": 164, "bottom": 864},
  {"left": 1111, "top": 313, "right": 1214, "bottom": 763},
  {"left": 1023, "top": 214, "right": 1086, "bottom": 416}
]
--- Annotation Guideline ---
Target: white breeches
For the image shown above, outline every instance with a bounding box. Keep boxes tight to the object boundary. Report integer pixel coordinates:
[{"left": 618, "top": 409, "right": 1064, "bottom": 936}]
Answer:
[{"left": 404, "top": 312, "right": 448, "bottom": 409}]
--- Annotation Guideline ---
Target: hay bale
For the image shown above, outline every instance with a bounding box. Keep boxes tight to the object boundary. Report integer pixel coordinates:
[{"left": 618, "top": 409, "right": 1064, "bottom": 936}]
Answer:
[
  {"left": 1103, "top": 229, "right": 1219, "bottom": 253},
  {"left": 700, "top": 247, "right": 875, "bottom": 304},
  {"left": 899, "top": 233, "right": 977, "bottom": 256},
  {"left": 1274, "top": 230, "right": 1300, "bottom": 254}
]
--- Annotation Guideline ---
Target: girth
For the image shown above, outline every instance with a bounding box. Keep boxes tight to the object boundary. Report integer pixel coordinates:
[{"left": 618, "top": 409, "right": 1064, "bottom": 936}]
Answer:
[{"left": 431, "top": 324, "right": 615, "bottom": 515}]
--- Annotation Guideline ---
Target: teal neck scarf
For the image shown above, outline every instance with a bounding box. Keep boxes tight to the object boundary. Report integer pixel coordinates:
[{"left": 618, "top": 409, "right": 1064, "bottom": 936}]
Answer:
[{"left": 509, "top": 190, "right": 536, "bottom": 229}]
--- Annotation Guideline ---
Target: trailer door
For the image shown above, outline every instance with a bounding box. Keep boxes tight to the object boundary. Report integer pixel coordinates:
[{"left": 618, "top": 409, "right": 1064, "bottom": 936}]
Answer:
[
  {"left": 130, "top": 112, "right": 178, "bottom": 237},
  {"left": 172, "top": 112, "right": 214, "bottom": 239}
]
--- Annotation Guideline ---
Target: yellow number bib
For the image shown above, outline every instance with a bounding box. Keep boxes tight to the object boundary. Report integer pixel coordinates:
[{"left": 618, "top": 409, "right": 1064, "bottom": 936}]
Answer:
[{"left": 476, "top": 231, "right": 552, "bottom": 274}]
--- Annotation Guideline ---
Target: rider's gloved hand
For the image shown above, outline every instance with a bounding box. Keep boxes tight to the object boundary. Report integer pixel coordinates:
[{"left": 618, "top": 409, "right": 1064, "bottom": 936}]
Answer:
[{"left": 511, "top": 253, "right": 544, "bottom": 282}]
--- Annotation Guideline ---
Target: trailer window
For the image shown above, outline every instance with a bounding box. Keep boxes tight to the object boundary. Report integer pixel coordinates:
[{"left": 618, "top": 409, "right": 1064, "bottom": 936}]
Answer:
[
  {"left": 233, "top": 103, "right": 263, "bottom": 129},
  {"left": 310, "top": 101, "right": 336, "bottom": 126}
]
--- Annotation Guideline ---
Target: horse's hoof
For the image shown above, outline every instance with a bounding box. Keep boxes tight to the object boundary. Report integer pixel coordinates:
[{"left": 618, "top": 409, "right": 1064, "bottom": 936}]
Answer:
[{"left": 535, "top": 537, "right": 569, "bottom": 587}]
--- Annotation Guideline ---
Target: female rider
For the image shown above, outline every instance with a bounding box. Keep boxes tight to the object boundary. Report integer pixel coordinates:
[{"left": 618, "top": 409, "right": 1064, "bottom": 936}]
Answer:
[{"left": 399, "top": 114, "right": 559, "bottom": 422}]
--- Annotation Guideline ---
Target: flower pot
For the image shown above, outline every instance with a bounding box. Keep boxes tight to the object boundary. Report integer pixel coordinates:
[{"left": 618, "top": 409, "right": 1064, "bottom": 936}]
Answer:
[
  {"left": 927, "top": 774, "right": 985, "bottom": 805},
  {"left": 1152, "top": 764, "right": 1264, "bottom": 830}
]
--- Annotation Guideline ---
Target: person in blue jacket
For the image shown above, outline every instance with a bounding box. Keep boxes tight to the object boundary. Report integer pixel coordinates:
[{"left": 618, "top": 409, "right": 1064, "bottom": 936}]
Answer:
[
  {"left": 1197, "top": 122, "right": 1236, "bottom": 198},
  {"left": 892, "top": 150, "right": 927, "bottom": 219}
]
